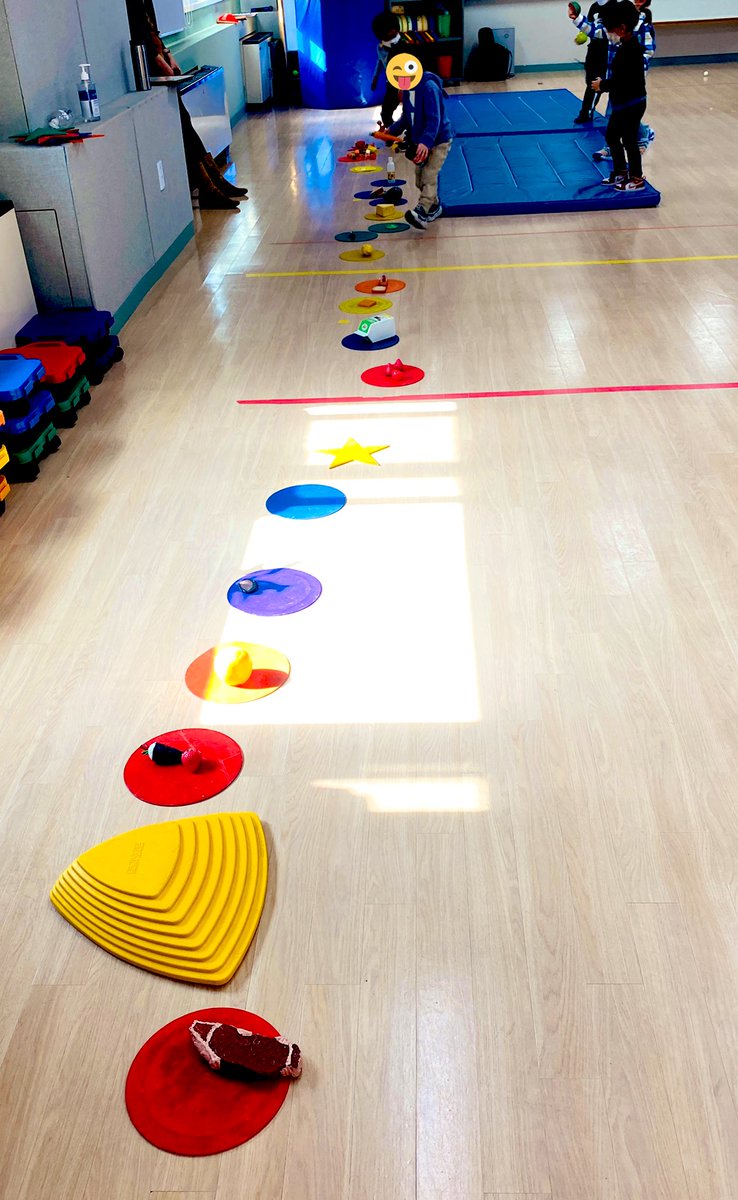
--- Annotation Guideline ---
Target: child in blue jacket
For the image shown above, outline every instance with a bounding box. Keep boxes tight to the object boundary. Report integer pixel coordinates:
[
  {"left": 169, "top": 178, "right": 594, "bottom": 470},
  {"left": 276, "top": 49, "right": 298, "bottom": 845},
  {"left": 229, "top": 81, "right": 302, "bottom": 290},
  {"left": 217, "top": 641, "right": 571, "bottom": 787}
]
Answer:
[{"left": 388, "top": 66, "right": 454, "bottom": 229}]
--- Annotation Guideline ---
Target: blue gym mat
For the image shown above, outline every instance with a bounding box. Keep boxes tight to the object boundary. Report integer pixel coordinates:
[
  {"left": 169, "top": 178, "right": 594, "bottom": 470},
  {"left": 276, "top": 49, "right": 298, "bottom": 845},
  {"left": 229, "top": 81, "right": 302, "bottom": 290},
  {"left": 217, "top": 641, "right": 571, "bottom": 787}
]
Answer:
[
  {"left": 446, "top": 89, "right": 607, "bottom": 137},
  {"left": 439, "top": 131, "right": 661, "bottom": 216}
]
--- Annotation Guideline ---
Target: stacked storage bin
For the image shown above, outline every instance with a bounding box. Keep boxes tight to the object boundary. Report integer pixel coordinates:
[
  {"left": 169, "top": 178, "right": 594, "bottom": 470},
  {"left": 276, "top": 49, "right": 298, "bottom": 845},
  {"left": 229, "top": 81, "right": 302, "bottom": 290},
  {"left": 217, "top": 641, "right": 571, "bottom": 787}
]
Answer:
[
  {"left": 0, "top": 410, "right": 9, "bottom": 516},
  {"left": 16, "top": 308, "right": 123, "bottom": 385},
  {"left": 0, "top": 355, "right": 61, "bottom": 483},
  {"left": 1, "top": 342, "right": 90, "bottom": 428}
]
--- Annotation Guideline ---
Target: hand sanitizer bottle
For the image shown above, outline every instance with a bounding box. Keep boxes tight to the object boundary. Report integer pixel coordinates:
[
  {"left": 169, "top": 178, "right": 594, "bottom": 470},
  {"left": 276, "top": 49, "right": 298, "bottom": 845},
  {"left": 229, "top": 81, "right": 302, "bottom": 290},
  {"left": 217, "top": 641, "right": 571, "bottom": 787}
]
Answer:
[
  {"left": 78, "top": 64, "right": 101, "bottom": 122},
  {"left": 387, "top": 155, "right": 396, "bottom": 180}
]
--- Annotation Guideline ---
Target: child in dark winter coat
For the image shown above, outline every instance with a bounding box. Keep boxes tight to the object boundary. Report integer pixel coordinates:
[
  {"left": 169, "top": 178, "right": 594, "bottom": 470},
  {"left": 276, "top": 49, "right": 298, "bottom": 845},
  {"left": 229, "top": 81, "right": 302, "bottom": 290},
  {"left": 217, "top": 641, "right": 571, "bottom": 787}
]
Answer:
[
  {"left": 388, "top": 59, "right": 454, "bottom": 229},
  {"left": 371, "top": 13, "right": 403, "bottom": 129},
  {"left": 574, "top": 2, "right": 609, "bottom": 123}
]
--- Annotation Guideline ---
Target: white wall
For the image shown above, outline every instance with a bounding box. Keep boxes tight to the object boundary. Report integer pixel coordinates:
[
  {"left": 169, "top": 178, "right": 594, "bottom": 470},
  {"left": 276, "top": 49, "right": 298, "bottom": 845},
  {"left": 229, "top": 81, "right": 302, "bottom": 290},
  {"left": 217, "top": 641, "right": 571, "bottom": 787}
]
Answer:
[
  {"left": 464, "top": 1, "right": 738, "bottom": 69},
  {"left": 464, "top": 1, "right": 591, "bottom": 68}
]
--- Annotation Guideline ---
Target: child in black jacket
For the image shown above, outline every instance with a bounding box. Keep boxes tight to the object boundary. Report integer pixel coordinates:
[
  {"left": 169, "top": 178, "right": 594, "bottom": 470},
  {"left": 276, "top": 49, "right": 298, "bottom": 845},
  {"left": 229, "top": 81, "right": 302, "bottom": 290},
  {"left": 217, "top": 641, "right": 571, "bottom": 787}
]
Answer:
[
  {"left": 591, "top": 0, "right": 648, "bottom": 190},
  {"left": 574, "top": 2, "right": 609, "bottom": 123}
]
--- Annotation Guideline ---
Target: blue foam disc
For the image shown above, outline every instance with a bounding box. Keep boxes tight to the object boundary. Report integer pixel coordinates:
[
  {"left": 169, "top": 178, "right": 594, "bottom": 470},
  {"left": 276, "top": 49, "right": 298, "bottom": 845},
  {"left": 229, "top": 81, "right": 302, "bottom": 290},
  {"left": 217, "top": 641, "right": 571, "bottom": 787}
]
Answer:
[
  {"left": 266, "top": 484, "right": 347, "bottom": 521},
  {"left": 369, "top": 197, "right": 407, "bottom": 207},
  {"left": 372, "top": 179, "right": 407, "bottom": 188},
  {"left": 335, "top": 230, "right": 379, "bottom": 242},
  {"left": 341, "top": 334, "right": 401, "bottom": 353}
]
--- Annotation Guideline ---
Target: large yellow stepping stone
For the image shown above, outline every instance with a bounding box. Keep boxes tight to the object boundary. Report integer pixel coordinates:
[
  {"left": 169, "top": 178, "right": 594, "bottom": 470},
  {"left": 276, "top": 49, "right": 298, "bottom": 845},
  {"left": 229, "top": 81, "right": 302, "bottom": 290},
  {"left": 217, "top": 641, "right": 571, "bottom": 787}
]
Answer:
[{"left": 50, "top": 813, "right": 268, "bottom": 985}]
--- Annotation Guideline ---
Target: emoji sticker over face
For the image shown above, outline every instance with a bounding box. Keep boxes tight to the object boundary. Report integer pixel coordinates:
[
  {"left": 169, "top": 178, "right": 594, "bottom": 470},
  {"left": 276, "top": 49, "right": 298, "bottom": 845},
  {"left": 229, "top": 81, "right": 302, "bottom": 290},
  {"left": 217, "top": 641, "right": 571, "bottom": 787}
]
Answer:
[{"left": 386, "top": 53, "right": 424, "bottom": 91}]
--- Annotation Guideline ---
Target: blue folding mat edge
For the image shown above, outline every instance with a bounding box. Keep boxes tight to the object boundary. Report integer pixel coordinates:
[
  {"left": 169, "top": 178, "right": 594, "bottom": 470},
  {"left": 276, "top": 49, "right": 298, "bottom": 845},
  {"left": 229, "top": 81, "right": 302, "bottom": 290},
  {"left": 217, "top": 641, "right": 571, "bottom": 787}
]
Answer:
[
  {"left": 439, "top": 127, "right": 661, "bottom": 217},
  {"left": 446, "top": 88, "right": 608, "bottom": 137}
]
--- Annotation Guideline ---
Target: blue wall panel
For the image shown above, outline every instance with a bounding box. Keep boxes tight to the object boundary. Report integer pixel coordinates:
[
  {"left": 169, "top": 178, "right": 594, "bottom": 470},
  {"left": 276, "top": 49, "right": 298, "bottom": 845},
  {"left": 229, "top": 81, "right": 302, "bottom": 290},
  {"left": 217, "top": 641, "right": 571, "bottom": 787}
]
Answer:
[{"left": 296, "top": 0, "right": 379, "bottom": 109}]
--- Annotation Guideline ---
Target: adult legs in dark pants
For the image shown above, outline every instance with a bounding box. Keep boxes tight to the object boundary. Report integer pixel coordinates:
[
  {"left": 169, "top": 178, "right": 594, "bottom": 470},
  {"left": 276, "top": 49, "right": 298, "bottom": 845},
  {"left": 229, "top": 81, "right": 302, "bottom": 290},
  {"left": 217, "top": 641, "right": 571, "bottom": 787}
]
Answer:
[
  {"left": 578, "top": 82, "right": 603, "bottom": 120},
  {"left": 606, "top": 100, "right": 647, "bottom": 185}
]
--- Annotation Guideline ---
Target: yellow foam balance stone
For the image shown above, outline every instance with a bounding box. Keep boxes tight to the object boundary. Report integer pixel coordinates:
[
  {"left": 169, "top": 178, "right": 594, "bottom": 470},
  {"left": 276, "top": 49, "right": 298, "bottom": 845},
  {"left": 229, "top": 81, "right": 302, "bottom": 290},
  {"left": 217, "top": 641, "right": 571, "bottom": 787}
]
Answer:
[{"left": 50, "top": 812, "right": 268, "bottom": 985}]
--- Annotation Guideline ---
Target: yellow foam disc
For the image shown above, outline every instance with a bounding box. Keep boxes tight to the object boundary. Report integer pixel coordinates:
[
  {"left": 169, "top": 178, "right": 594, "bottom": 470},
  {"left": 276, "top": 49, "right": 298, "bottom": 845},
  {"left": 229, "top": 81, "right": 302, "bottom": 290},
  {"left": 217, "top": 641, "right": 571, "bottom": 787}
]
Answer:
[
  {"left": 50, "top": 813, "right": 268, "bottom": 985},
  {"left": 350, "top": 164, "right": 379, "bottom": 173},
  {"left": 339, "top": 296, "right": 393, "bottom": 315},
  {"left": 339, "top": 247, "right": 385, "bottom": 262},
  {"left": 364, "top": 207, "right": 405, "bottom": 222},
  {"left": 185, "top": 641, "right": 290, "bottom": 704}
]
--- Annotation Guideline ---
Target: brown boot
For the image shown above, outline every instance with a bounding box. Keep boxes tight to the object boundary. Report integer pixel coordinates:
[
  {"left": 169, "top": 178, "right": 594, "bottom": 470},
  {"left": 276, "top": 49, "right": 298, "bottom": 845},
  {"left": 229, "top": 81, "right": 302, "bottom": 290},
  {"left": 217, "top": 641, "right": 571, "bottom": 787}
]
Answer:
[
  {"left": 203, "top": 153, "right": 248, "bottom": 197},
  {"left": 195, "top": 163, "right": 240, "bottom": 210}
]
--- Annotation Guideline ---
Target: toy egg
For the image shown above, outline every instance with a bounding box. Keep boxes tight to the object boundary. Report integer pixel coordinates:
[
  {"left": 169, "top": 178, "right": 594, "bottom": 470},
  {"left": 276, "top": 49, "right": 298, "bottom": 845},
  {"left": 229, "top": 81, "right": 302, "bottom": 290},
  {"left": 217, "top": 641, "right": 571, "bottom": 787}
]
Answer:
[
  {"left": 214, "top": 645, "right": 253, "bottom": 687},
  {"left": 361, "top": 243, "right": 374, "bottom": 257}
]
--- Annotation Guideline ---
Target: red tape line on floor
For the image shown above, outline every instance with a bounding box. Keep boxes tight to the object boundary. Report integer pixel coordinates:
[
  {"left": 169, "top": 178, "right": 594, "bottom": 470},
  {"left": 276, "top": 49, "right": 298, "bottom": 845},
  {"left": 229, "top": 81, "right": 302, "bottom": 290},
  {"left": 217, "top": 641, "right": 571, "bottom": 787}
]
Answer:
[{"left": 238, "top": 381, "right": 738, "bottom": 406}]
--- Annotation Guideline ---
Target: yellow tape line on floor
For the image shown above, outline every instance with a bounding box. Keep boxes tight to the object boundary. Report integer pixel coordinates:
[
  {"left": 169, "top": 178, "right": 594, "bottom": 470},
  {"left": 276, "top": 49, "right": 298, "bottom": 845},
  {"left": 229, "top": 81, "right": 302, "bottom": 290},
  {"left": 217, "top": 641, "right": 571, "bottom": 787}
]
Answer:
[{"left": 241, "top": 252, "right": 738, "bottom": 279}]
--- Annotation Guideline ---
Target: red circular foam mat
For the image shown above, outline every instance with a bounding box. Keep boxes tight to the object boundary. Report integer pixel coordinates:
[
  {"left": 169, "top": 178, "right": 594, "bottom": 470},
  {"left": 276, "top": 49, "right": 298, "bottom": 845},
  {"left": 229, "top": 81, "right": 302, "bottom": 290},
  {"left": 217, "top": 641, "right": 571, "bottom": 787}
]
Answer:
[
  {"left": 361, "top": 361, "right": 425, "bottom": 388},
  {"left": 125, "top": 1007, "right": 291, "bottom": 1156},
  {"left": 354, "top": 278, "right": 406, "bottom": 295},
  {"left": 123, "top": 729, "right": 243, "bottom": 807}
]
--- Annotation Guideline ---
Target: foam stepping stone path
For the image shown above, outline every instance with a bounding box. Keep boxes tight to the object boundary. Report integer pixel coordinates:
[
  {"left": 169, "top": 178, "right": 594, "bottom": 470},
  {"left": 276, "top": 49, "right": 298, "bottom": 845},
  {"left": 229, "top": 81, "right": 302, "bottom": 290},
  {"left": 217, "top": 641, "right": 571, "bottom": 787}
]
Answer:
[
  {"left": 339, "top": 297, "right": 393, "bottom": 315},
  {"left": 126, "top": 1007, "right": 291, "bottom": 1156},
  {"left": 339, "top": 247, "right": 385, "bottom": 262},
  {"left": 124, "top": 729, "right": 243, "bottom": 807},
  {"left": 362, "top": 359, "right": 425, "bottom": 388},
  {"left": 266, "top": 483, "right": 346, "bottom": 520},
  {"left": 342, "top": 333, "right": 400, "bottom": 353},
  {"left": 227, "top": 568, "right": 322, "bottom": 616},
  {"left": 50, "top": 812, "right": 268, "bottom": 985},
  {"left": 335, "top": 230, "right": 378, "bottom": 243},
  {"left": 354, "top": 277, "right": 406, "bottom": 295},
  {"left": 186, "top": 642, "right": 290, "bottom": 704},
  {"left": 368, "top": 222, "right": 409, "bottom": 234}
]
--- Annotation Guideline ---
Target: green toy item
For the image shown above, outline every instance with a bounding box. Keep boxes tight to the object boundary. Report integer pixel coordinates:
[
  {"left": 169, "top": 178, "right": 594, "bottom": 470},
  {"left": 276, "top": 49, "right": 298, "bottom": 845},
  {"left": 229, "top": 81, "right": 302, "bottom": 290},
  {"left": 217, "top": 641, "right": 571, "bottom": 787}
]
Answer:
[
  {"left": 575, "top": 30, "right": 588, "bottom": 44},
  {"left": 570, "top": 1, "right": 581, "bottom": 15}
]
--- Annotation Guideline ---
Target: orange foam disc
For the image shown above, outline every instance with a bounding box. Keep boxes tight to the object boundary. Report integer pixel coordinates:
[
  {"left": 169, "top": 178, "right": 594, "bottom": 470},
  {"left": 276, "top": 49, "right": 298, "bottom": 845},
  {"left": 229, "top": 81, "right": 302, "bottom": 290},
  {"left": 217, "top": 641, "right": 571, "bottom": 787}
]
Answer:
[{"left": 354, "top": 278, "right": 406, "bottom": 295}]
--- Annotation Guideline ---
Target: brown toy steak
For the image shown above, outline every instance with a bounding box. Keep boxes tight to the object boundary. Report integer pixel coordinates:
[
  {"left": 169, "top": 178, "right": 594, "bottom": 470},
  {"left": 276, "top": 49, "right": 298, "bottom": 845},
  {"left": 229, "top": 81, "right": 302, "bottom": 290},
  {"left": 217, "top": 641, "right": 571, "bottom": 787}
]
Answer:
[{"left": 190, "top": 1020, "right": 302, "bottom": 1079}]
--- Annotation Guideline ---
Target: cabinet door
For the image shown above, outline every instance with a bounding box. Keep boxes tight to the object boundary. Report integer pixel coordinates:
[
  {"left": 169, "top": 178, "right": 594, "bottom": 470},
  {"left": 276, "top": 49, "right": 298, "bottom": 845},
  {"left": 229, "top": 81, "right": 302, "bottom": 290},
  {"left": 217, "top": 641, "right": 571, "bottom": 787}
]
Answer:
[{"left": 67, "top": 118, "right": 155, "bottom": 316}]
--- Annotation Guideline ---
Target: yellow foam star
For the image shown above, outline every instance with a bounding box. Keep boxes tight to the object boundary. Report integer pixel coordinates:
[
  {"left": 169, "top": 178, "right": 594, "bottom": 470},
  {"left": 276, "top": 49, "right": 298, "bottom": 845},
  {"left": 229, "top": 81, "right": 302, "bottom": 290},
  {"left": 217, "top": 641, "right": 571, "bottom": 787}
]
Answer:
[{"left": 319, "top": 437, "right": 390, "bottom": 469}]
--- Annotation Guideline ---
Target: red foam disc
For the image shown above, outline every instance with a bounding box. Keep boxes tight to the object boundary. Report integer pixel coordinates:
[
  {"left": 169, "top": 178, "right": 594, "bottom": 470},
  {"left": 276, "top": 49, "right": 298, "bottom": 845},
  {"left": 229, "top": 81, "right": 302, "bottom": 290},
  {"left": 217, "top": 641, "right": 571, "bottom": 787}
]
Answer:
[
  {"left": 125, "top": 1007, "right": 291, "bottom": 1156},
  {"left": 361, "top": 361, "right": 425, "bottom": 388},
  {"left": 123, "top": 729, "right": 243, "bottom": 807}
]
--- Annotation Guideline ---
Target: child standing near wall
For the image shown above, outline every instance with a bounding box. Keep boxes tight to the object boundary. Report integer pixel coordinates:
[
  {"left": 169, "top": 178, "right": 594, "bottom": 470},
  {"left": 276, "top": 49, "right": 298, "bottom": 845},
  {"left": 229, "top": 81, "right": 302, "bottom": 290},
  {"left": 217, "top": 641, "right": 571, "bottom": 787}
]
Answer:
[
  {"left": 574, "top": 3, "right": 609, "bottom": 123},
  {"left": 371, "top": 13, "right": 403, "bottom": 129},
  {"left": 590, "top": 0, "right": 649, "bottom": 190}
]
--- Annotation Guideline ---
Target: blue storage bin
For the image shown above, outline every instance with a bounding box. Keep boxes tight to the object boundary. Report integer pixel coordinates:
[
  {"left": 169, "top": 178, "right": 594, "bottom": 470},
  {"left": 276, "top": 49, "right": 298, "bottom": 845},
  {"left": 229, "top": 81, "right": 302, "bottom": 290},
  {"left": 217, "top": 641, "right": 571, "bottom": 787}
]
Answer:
[
  {"left": 2, "top": 389, "right": 56, "bottom": 439},
  {"left": 16, "top": 308, "right": 113, "bottom": 351},
  {"left": 15, "top": 309, "right": 123, "bottom": 384},
  {"left": 0, "top": 353, "right": 44, "bottom": 407}
]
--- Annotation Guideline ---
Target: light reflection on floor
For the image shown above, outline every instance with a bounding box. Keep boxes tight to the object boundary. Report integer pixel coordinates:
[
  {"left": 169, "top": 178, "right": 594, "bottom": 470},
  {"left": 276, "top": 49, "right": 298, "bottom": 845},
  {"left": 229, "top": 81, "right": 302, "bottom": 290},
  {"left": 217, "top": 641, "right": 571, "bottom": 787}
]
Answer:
[{"left": 199, "top": 404, "right": 480, "bottom": 726}]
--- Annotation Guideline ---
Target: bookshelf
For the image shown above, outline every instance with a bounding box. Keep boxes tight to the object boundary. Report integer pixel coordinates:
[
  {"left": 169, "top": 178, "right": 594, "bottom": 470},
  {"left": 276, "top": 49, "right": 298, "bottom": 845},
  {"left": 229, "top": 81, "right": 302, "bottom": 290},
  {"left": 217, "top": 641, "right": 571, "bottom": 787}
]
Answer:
[{"left": 385, "top": 1, "right": 465, "bottom": 83}]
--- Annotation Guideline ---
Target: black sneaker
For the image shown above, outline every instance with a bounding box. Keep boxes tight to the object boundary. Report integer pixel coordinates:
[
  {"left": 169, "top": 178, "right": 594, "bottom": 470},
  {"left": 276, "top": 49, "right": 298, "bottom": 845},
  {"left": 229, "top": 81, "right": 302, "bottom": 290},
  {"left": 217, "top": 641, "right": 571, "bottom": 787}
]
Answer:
[
  {"left": 425, "top": 203, "right": 443, "bottom": 222},
  {"left": 406, "top": 206, "right": 429, "bottom": 230},
  {"left": 573, "top": 112, "right": 591, "bottom": 124},
  {"left": 606, "top": 171, "right": 627, "bottom": 186}
]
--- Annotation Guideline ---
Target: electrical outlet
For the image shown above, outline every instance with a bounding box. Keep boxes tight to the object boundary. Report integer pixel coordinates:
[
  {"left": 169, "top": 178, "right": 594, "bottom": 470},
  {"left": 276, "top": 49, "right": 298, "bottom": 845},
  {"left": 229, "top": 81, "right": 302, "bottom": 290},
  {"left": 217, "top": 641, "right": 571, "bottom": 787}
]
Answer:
[{"left": 156, "top": 160, "right": 166, "bottom": 191}]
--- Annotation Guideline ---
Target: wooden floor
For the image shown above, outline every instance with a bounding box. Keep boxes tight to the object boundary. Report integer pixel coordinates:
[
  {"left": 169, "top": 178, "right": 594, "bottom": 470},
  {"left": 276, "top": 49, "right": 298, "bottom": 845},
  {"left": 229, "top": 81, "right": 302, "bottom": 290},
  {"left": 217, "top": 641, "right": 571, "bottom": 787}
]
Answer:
[{"left": 2, "top": 65, "right": 738, "bottom": 1199}]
